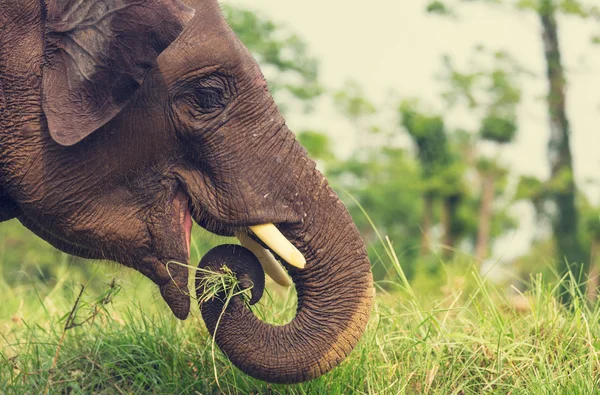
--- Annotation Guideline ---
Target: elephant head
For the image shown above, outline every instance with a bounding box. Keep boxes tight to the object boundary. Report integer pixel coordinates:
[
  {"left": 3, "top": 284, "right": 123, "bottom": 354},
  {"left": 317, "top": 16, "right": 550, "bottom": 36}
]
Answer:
[{"left": 0, "top": 0, "right": 373, "bottom": 383}]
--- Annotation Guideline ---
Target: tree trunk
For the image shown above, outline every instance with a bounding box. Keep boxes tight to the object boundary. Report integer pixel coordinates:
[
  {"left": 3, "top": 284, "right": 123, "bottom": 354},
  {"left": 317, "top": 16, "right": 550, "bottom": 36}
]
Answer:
[
  {"left": 475, "top": 173, "right": 494, "bottom": 263},
  {"left": 421, "top": 193, "right": 434, "bottom": 255},
  {"left": 539, "top": 1, "right": 587, "bottom": 304},
  {"left": 441, "top": 194, "right": 460, "bottom": 259}
]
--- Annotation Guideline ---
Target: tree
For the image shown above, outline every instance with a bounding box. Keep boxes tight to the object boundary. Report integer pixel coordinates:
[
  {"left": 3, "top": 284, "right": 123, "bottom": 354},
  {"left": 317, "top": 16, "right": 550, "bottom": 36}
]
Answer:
[
  {"left": 297, "top": 130, "right": 335, "bottom": 163},
  {"left": 437, "top": 159, "right": 469, "bottom": 258},
  {"left": 536, "top": 0, "right": 589, "bottom": 302},
  {"left": 427, "top": 0, "right": 598, "bottom": 303},
  {"left": 515, "top": 175, "right": 550, "bottom": 240},
  {"left": 399, "top": 100, "right": 452, "bottom": 255},
  {"left": 438, "top": 49, "right": 522, "bottom": 263},
  {"left": 474, "top": 159, "right": 510, "bottom": 261},
  {"left": 322, "top": 83, "right": 424, "bottom": 281},
  {"left": 223, "top": 5, "right": 323, "bottom": 113}
]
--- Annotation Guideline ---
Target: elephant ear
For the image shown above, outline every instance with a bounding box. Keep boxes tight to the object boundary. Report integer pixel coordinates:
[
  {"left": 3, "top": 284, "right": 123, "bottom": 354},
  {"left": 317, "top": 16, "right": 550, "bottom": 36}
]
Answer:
[{"left": 43, "top": 0, "right": 195, "bottom": 146}]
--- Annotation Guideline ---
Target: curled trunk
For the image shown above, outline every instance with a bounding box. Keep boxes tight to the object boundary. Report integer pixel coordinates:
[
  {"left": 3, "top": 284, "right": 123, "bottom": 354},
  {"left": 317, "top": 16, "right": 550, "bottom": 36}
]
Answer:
[{"left": 198, "top": 170, "right": 373, "bottom": 383}]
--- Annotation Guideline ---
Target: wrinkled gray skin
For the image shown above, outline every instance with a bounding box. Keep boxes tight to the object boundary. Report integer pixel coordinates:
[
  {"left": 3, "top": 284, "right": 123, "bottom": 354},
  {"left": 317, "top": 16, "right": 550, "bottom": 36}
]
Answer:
[{"left": 0, "top": 0, "right": 373, "bottom": 383}]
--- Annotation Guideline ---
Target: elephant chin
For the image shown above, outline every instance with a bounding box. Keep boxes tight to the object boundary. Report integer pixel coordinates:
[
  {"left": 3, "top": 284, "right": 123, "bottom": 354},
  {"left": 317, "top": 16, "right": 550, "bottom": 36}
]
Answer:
[
  {"left": 195, "top": 175, "right": 374, "bottom": 384},
  {"left": 161, "top": 279, "right": 191, "bottom": 320}
]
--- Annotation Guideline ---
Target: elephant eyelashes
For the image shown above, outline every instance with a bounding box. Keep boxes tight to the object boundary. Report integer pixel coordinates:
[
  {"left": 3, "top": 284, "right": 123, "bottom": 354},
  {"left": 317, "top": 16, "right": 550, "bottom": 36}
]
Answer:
[
  {"left": 171, "top": 73, "right": 235, "bottom": 125},
  {"left": 194, "top": 86, "right": 227, "bottom": 113},
  {"left": 182, "top": 74, "right": 232, "bottom": 115}
]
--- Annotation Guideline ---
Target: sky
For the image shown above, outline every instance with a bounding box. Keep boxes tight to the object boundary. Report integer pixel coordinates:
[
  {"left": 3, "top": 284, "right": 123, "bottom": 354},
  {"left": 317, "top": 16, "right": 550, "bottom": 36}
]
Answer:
[{"left": 226, "top": 0, "right": 600, "bottom": 260}]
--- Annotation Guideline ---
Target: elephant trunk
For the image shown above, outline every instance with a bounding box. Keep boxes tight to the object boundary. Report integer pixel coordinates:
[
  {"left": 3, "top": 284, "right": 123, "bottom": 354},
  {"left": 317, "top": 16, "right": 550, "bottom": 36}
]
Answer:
[{"left": 198, "top": 164, "right": 374, "bottom": 384}]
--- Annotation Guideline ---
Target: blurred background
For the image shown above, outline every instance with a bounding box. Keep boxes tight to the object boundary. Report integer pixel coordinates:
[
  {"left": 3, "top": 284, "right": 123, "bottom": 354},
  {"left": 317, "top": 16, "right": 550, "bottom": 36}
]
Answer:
[{"left": 1, "top": 0, "right": 599, "bottom": 316}]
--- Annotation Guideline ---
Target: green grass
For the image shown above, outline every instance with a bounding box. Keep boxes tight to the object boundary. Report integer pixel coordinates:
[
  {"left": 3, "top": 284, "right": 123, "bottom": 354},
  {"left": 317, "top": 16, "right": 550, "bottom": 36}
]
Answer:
[
  {"left": 2, "top": 260, "right": 600, "bottom": 393},
  {"left": 2, "top": 221, "right": 600, "bottom": 393}
]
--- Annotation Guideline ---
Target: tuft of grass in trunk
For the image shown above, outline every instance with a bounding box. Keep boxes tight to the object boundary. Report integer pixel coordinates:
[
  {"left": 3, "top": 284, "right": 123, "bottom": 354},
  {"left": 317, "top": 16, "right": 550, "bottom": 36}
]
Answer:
[
  {"left": 165, "top": 260, "right": 252, "bottom": 307},
  {"left": 194, "top": 265, "right": 249, "bottom": 306}
]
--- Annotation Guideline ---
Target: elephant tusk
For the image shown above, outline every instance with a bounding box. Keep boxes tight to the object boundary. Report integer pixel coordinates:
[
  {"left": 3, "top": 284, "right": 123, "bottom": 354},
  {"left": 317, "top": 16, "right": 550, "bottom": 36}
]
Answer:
[
  {"left": 235, "top": 232, "right": 293, "bottom": 287},
  {"left": 249, "top": 224, "right": 306, "bottom": 269}
]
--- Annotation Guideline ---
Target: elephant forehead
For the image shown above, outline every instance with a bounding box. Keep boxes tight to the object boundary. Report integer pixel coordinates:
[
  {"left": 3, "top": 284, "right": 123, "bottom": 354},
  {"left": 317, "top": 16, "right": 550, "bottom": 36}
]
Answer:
[{"left": 157, "top": 0, "right": 255, "bottom": 84}]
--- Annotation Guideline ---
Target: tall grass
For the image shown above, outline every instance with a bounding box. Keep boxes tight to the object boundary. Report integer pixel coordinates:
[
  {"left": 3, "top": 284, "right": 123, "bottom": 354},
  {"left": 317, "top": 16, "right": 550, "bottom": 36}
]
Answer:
[{"left": 2, "top": 223, "right": 600, "bottom": 393}]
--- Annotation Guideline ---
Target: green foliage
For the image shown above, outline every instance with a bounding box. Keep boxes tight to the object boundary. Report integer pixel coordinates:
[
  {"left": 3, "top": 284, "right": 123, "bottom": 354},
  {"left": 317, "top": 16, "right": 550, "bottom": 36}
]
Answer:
[
  {"left": 476, "top": 157, "right": 500, "bottom": 174},
  {"left": 489, "top": 67, "right": 522, "bottom": 107},
  {"left": 515, "top": 175, "right": 548, "bottom": 221},
  {"left": 426, "top": 0, "right": 595, "bottom": 296},
  {"left": 557, "top": 0, "right": 600, "bottom": 17},
  {"left": 427, "top": 160, "right": 466, "bottom": 197},
  {"left": 440, "top": 50, "right": 522, "bottom": 145},
  {"left": 557, "top": 0, "right": 588, "bottom": 16},
  {"left": 333, "top": 80, "right": 377, "bottom": 121},
  {"left": 546, "top": 167, "right": 575, "bottom": 194},
  {"left": 427, "top": 0, "right": 455, "bottom": 16},
  {"left": 585, "top": 210, "right": 600, "bottom": 240},
  {"left": 399, "top": 100, "right": 450, "bottom": 178},
  {"left": 450, "top": 188, "right": 517, "bottom": 246},
  {"left": 0, "top": 220, "right": 91, "bottom": 288},
  {"left": 577, "top": 198, "right": 599, "bottom": 254},
  {"left": 440, "top": 55, "right": 482, "bottom": 109},
  {"left": 223, "top": 5, "right": 322, "bottom": 112},
  {"left": 297, "top": 130, "right": 334, "bottom": 162},
  {"left": 451, "top": 195, "right": 480, "bottom": 241},
  {"left": 515, "top": 0, "right": 540, "bottom": 10},
  {"left": 438, "top": 47, "right": 523, "bottom": 263},
  {"left": 515, "top": 175, "right": 545, "bottom": 201}
]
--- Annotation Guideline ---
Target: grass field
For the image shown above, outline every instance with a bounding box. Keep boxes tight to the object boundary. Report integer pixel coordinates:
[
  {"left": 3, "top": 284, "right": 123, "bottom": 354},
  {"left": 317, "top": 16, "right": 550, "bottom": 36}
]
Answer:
[{"left": 1, "top": 224, "right": 599, "bottom": 394}]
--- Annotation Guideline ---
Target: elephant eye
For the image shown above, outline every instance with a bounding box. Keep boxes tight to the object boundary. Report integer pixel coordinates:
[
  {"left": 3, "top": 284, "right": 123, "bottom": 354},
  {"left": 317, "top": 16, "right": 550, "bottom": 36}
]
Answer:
[
  {"left": 171, "top": 72, "right": 234, "bottom": 125},
  {"left": 194, "top": 86, "right": 226, "bottom": 112},
  {"left": 189, "top": 75, "right": 232, "bottom": 114}
]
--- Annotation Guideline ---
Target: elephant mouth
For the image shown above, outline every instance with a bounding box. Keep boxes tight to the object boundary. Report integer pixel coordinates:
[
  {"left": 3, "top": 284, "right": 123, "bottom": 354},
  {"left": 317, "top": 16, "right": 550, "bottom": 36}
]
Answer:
[{"left": 178, "top": 190, "right": 305, "bottom": 288}]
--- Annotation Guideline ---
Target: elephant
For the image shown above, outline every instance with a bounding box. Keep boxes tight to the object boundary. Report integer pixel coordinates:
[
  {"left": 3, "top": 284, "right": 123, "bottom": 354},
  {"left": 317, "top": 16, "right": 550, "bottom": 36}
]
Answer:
[{"left": 0, "top": 0, "right": 373, "bottom": 384}]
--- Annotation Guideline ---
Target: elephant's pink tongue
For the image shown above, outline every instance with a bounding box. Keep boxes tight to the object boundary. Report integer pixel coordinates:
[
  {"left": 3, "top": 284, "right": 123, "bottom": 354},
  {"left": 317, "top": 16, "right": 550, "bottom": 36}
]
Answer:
[
  {"left": 183, "top": 205, "right": 192, "bottom": 259},
  {"left": 175, "top": 191, "right": 193, "bottom": 259}
]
